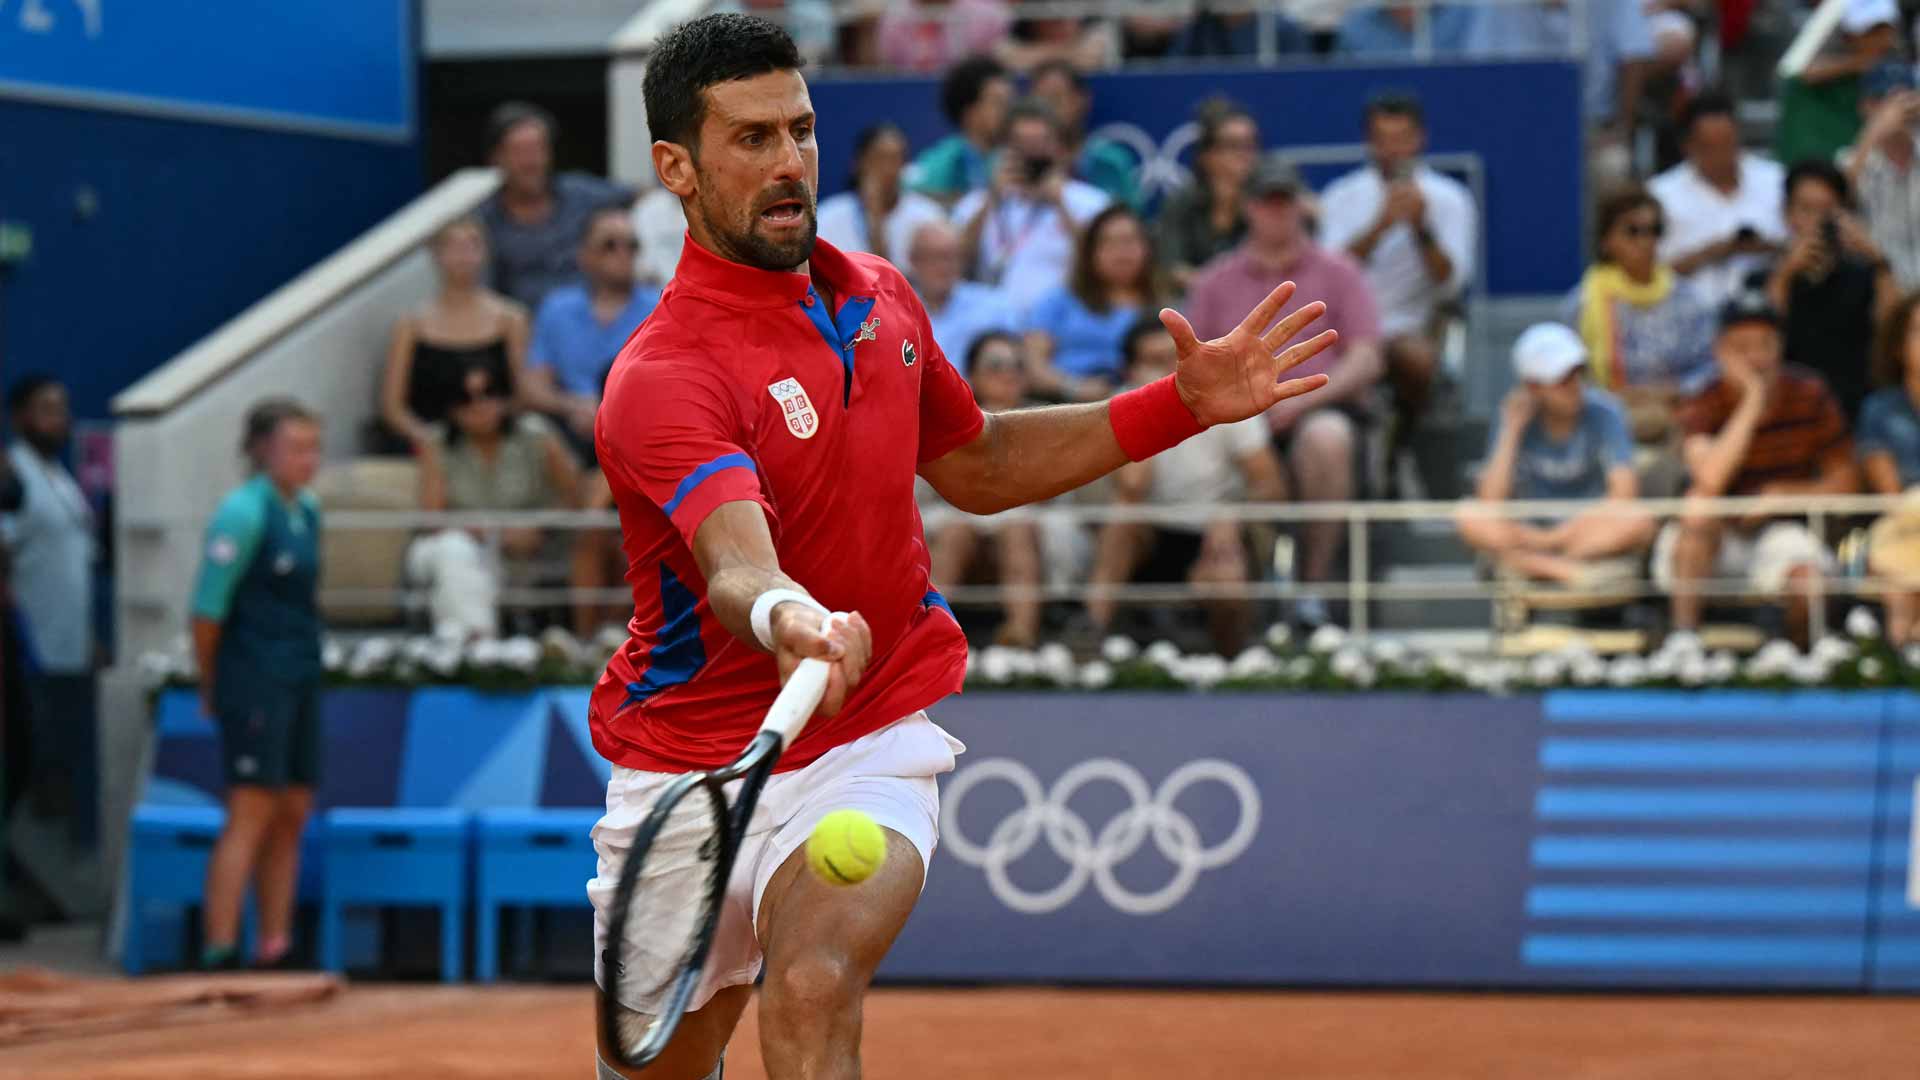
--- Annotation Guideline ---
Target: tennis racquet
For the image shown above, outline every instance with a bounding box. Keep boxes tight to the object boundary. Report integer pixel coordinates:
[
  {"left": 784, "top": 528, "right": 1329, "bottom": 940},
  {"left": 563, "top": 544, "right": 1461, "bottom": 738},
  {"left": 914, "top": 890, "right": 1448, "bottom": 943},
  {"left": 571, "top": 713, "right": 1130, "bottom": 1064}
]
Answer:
[{"left": 597, "top": 652, "right": 833, "bottom": 1071}]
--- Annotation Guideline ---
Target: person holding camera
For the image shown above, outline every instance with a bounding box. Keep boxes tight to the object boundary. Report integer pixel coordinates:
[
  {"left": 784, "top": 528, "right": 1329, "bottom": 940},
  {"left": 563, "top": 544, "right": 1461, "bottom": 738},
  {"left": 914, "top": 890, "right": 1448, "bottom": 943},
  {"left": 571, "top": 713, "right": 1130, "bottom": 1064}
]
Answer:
[
  {"left": 1650, "top": 94, "right": 1786, "bottom": 309},
  {"left": 1843, "top": 62, "right": 1920, "bottom": 290},
  {"left": 952, "top": 98, "right": 1111, "bottom": 315},
  {"left": 1760, "top": 159, "right": 1897, "bottom": 419}
]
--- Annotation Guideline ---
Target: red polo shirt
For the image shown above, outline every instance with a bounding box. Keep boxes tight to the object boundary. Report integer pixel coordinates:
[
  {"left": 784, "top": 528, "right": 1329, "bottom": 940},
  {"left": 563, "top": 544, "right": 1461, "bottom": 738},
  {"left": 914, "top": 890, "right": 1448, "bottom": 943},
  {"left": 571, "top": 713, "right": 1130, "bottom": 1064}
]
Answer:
[{"left": 589, "top": 234, "right": 985, "bottom": 772}]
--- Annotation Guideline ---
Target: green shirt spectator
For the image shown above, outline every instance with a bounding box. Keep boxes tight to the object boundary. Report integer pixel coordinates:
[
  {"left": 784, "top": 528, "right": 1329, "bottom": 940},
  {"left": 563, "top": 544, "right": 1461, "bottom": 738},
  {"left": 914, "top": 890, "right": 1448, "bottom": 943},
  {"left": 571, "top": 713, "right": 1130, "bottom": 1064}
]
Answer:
[{"left": 908, "top": 57, "right": 1013, "bottom": 203}]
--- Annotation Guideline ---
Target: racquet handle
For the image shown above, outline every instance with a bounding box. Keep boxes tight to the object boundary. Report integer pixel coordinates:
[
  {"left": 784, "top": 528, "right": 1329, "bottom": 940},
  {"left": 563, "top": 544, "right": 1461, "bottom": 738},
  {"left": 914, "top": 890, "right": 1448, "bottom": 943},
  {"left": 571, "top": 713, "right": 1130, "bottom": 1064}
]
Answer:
[{"left": 761, "top": 656, "right": 831, "bottom": 744}]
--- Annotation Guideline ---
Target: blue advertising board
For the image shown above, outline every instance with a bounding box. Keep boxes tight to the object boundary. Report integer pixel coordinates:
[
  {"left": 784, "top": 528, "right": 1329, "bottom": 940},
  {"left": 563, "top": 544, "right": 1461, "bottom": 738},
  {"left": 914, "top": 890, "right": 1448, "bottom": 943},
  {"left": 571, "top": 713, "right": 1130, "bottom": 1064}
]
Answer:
[
  {"left": 806, "top": 60, "right": 1584, "bottom": 296},
  {"left": 0, "top": 0, "right": 414, "bottom": 139},
  {"left": 887, "top": 692, "right": 1544, "bottom": 985},
  {"left": 137, "top": 687, "right": 1920, "bottom": 988}
]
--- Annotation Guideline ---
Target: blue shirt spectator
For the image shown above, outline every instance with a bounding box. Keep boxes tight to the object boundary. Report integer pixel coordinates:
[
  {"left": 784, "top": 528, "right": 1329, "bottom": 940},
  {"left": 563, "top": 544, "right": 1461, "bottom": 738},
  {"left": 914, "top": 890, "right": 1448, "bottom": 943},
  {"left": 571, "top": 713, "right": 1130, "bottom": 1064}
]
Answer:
[
  {"left": 908, "top": 219, "right": 1014, "bottom": 377},
  {"left": 929, "top": 281, "right": 1013, "bottom": 377},
  {"left": 1336, "top": 4, "right": 1473, "bottom": 57},
  {"left": 1493, "top": 386, "right": 1636, "bottom": 501},
  {"left": 1858, "top": 387, "right": 1920, "bottom": 488},
  {"left": 1018, "top": 204, "right": 1160, "bottom": 401},
  {"left": 1022, "top": 285, "right": 1141, "bottom": 386},
  {"left": 521, "top": 207, "right": 658, "bottom": 460},
  {"left": 530, "top": 283, "right": 660, "bottom": 397}
]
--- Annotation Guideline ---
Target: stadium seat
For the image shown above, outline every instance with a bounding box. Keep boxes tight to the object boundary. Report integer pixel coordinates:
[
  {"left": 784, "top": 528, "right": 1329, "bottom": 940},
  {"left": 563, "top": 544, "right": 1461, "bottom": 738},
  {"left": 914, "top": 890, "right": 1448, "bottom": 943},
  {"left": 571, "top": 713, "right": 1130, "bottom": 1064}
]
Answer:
[
  {"left": 313, "top": 457, "right": 421, "bottom": 627},
  {"left": 123, "top": 804, "right": 250, "bottom": 973},
  {"left": 471, "top": 808, "right": 601, "bottom": 983},
  {"left": 317, "top": 807, "right": 470, "bottom": 982}
]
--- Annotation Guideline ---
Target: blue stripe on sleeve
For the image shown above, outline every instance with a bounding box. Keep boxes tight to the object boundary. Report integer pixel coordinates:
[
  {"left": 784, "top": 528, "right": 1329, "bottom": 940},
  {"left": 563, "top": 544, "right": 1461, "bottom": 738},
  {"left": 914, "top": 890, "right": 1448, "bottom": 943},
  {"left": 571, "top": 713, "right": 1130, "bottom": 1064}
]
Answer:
[{"left": 661, "top": 452, "right": 756, "bottom": 517}]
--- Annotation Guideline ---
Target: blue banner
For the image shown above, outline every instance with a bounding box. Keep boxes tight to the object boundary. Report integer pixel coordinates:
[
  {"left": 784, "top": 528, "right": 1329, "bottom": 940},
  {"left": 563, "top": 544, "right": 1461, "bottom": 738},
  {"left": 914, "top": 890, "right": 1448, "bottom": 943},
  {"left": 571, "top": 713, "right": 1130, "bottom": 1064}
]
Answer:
[
  {"left": 885, "top": 692, "right": 1545, "bottom": 985},
  {"left": 0, "top": 1, "right": 413, "bottom": 139},
  {"left": 140, "top": 687, "right": 1920, "bottom": 988},
  {"left": 806, "top": 60, "right": 1583, "bottom": 296}
]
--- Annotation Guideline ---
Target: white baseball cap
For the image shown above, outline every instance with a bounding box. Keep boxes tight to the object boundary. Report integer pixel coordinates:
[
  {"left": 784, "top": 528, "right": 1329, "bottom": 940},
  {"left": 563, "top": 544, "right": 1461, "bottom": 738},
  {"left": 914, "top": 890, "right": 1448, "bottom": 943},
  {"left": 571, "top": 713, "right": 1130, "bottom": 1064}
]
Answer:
[
  {"left": 1511, "top": 323, "right": 1588, "bottom": 385},
  {"left": 1843, "top": 0, "right": 1899, "bottom": 34}
]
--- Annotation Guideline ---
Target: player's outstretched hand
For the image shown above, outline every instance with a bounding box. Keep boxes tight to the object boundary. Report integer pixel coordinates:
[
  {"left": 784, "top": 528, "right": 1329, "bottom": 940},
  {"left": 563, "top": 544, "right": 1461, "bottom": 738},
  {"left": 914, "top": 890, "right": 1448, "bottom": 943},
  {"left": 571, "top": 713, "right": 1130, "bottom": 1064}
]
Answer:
[
  {"left": 1159, "top": 281, "right": 1337, "bottom": 428},
  {"left": 770, "top": 605, "right": 872, "bottom": 716}
]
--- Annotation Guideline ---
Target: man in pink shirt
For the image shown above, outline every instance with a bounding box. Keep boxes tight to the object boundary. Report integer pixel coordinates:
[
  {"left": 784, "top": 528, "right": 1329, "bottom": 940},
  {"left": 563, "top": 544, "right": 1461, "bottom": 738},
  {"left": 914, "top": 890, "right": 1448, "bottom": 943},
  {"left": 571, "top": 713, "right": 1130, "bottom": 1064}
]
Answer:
[
  {"left": 876, "top": 0, "right": 1013, "bottom": 73},
  {"left": 1186, "top": 154, "right": 1383, "bottom": 626}
]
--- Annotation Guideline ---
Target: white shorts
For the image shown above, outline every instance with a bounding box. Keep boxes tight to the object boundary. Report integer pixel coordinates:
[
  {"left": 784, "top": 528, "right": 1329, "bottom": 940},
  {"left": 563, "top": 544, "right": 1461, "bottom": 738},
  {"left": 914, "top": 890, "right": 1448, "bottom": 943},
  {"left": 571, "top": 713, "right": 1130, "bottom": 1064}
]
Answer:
[
  {"left": 588, "top": 712, "right": 964, "bottom": 1015},
  {"left": 1651, "top": 520, "right": 1835, "bottom": 597}
]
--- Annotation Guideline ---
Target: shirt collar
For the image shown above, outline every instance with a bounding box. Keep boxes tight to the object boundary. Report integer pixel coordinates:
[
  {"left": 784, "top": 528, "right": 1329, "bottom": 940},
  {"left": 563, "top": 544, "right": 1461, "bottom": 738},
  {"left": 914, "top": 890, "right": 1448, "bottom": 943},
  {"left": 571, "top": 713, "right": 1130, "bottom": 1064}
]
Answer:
[{"left": 673, "top": 231, "right": 879, "bottom": 309}]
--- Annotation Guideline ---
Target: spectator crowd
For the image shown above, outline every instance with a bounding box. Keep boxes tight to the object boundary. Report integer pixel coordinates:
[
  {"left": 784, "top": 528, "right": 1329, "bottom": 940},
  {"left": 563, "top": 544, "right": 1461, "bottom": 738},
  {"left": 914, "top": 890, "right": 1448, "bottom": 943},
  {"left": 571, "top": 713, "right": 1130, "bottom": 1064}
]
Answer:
[
  {"left": 333, "top": 1, "right": 1920, "bottom": 656},
  {"left": 22, "top": 0, "right": 1920, "bottom": 694}
]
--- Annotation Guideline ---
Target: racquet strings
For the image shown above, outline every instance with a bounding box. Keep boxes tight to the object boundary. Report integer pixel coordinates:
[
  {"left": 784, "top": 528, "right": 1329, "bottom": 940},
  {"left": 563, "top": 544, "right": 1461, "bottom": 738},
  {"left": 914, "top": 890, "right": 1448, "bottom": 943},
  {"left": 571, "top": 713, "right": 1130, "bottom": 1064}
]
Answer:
[{"left": 613, "top": 783, "right": 728, "bottom": 1047}]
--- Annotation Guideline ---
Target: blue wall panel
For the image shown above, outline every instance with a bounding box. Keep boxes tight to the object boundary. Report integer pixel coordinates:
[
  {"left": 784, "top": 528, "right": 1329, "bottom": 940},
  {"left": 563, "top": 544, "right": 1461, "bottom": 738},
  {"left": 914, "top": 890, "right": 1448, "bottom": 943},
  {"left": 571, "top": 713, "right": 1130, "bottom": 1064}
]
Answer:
[{"left": 142, "top": 687, "right": 1920, "bottom": 988}]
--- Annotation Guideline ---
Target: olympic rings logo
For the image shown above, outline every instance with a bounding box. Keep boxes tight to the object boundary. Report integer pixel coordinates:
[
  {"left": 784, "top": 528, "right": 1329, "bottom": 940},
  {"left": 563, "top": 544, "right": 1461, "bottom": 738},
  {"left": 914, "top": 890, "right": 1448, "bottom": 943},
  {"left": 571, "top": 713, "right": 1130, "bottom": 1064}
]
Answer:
[
  {"left": 940, "top": 758, "right": 1261, "bottom": 916},
  {"left": 1088, "top": 120, "right": 1201, "bottom": 203}
]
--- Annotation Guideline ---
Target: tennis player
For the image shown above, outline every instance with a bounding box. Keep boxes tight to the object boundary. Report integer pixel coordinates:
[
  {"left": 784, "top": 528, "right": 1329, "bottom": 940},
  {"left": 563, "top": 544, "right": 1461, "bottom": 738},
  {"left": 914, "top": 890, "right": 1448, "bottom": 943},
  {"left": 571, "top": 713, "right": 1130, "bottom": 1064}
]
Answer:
[{"left": 589, "top": 15, "right": 1335, "bottom": 1079}]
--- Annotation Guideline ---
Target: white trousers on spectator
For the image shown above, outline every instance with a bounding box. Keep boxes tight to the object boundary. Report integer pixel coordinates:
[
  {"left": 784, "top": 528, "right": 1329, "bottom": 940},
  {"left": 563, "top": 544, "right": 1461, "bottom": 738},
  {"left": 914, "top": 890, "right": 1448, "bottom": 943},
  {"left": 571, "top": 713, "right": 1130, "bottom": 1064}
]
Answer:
[{"left": 405, "top": 529, "right": 500, "bottom": 641}]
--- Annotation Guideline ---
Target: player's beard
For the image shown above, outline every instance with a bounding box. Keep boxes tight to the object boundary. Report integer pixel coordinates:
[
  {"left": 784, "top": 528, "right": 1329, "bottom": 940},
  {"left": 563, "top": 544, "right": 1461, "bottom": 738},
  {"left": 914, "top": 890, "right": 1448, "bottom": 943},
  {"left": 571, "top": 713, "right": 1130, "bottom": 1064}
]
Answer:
[{"left": 698, "top": 179, "right": 817, "bottom": 272}]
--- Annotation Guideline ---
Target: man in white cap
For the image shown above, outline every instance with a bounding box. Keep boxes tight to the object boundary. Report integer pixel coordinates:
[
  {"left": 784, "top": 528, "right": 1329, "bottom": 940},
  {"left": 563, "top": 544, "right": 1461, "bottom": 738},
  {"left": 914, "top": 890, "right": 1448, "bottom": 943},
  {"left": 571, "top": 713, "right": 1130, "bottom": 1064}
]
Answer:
[{"left": 1455, "top": 323, "right": 1656, "bottom": 585}]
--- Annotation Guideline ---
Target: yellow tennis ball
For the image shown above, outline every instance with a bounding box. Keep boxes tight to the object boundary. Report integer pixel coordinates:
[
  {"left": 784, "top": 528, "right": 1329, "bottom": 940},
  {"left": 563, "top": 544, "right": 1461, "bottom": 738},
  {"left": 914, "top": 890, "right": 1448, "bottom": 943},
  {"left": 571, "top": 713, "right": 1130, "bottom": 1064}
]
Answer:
[{"left": 806, "top": 809, "right": 886, "bottom": 886}]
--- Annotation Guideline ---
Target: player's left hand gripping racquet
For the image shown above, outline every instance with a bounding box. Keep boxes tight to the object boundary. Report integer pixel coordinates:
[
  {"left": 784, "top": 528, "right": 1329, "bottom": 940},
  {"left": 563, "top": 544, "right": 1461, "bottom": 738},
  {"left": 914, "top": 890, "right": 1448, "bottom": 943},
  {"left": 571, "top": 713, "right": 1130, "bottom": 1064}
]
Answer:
[{"left": 598, "top": 652, "right": 834, "bottom": 1071}]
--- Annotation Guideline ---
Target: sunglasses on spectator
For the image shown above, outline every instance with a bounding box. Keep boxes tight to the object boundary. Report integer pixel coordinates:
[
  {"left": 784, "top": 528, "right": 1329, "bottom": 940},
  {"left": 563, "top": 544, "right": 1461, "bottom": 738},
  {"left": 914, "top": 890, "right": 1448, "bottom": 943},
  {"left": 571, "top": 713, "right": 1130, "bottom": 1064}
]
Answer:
[
  {"left": 456, "top": 385, "right": 509, "bottom": 405},
  {"left": 974, "top": 355, "right": 1021, "bottom": 373},
  {"left": 1620, "top": 221, "right": 1664, "bottom": 239},
  {"left": 595, "top": 235, "right": 640, "bottom": 253}
]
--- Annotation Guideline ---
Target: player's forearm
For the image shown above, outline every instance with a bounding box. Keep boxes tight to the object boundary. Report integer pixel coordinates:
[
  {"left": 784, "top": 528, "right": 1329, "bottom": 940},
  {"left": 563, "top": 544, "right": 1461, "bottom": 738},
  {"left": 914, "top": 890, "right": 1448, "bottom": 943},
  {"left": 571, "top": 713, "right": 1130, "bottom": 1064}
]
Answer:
[
  {"left": 707, "top": 564, "right": 809, "bottom": 650},
  {"left": 926, "top": 404, "right": 1131, "bottom": 515}
]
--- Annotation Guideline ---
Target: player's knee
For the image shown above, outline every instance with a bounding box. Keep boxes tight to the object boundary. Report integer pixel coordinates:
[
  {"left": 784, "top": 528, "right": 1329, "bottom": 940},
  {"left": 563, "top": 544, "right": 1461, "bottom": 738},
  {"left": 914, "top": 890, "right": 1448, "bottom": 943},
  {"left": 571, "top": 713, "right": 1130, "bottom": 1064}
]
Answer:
[{"left": 764, "top": 949, "right": 863, "bottom": 1019}]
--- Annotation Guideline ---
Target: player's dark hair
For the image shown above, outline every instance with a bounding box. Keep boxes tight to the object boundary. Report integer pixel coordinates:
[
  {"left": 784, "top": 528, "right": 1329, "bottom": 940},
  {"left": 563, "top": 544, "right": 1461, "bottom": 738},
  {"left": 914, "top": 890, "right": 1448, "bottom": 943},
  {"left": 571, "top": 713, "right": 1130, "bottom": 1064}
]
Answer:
[
  {"left": 486, "top": 101, "right": 557, "bottom": 153},
  {"left": 644, "top": 13, "right": 803, "bottom": 155},
  {"left": 965, "top": 330, "right": 1021, "bottom": 373},
  {"left": 1364, "top": 89, "right": 1424, "bottom": 129},
  {"left": 848, "top": 122, "right": 908, "bottom": 187},
  {"left": 1070, "top": 204, "right": 1160, "bottom": 313},
  {"left": 1000, "top": 97, "right": 1065, "bottom": 143},
  {"left": 940, "top": 55, "right": 1010, "bottom": 127},
  {"left": 1786, "top": 157, "right": 1855, "bottom": 210},
  {"left": 241, "top": 398, "right": 317, "bottom": 468},
  {"left": 1121, "top": 315, "right": 1171, "bottom": 369},
  {"left": 1593, "top": 183, "right": 1663, "bottom": 257},
  {"left": 1680, "top": 90, "right": 1736, "bottom": 136},
  {"left": 6, "top": 373, "right": 59, "bottom": 416}
]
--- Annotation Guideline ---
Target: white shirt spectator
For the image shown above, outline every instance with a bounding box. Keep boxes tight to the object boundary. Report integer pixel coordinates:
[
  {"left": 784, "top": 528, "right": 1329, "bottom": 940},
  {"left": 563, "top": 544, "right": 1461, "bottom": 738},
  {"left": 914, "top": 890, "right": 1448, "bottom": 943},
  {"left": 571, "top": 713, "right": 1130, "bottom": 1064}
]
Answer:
[
  {"left": 1318, "top": 163, "right": 1477, "bottom": 337},
  {"left": 2, "top": 441, "right": 95, "bottom": 672},
  {"left": 952, "top": 180, "right": 1111, "bottom": 315},
  {"left": 1145, "top": 415, "right": 1271, "bottom": 533},
  {"left": 816, "top": 190, "right": 948, "bottom": 265},
  {"left": 1649, "top": 154, "right": 1788, "bottom": 308},
  {"left": 1846, "top": 140, "right": 1920, "bottom": 289}
]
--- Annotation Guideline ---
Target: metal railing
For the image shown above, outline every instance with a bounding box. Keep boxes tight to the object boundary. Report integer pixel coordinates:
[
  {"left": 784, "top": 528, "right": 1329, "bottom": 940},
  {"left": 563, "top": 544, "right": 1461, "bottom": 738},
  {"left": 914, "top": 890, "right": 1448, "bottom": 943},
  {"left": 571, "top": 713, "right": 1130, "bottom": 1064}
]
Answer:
[{"left": 119, "top": 491, "right": 1920, "bottom": 644}]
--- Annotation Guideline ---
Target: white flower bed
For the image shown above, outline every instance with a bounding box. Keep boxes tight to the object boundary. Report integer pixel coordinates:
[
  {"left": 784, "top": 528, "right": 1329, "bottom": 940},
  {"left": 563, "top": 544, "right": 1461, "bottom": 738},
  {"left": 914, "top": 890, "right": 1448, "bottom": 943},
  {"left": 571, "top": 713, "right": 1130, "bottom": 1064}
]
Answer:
[{"left": 138, "top": 609, "right": 1919, "bottom": 694}]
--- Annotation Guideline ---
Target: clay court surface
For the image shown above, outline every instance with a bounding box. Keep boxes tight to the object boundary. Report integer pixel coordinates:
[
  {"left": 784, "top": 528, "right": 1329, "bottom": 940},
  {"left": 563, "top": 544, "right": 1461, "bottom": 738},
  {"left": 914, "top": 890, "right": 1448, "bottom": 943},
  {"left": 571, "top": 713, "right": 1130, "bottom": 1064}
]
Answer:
[{"left": 8, "top": 979, "right": 1920, "bottom": 1079}]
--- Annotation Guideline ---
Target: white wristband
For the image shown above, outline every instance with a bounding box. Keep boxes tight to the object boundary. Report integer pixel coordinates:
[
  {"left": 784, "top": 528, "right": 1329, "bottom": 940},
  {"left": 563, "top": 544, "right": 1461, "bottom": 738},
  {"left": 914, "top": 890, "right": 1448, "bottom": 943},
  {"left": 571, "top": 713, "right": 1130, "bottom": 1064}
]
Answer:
[{"left": 750, "top": 588, "right": 828, "bottom": 650}]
